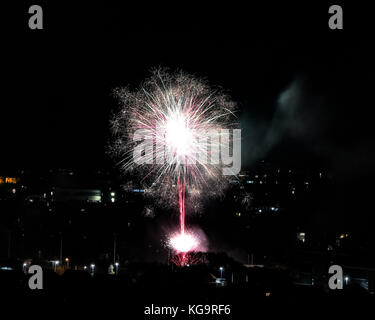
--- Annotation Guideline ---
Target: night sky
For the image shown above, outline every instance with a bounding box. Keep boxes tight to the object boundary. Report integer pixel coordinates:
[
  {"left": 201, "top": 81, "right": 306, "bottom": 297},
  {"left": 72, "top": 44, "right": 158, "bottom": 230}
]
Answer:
[{"left": 2, "top": 2, "right": 374, "bottom": 190}]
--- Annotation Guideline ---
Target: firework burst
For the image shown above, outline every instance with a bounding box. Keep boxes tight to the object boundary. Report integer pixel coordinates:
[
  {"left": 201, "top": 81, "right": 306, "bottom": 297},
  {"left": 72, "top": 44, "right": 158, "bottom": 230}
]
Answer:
[{"left": 110, "top": 68, "right": 239, "bottom": 264}]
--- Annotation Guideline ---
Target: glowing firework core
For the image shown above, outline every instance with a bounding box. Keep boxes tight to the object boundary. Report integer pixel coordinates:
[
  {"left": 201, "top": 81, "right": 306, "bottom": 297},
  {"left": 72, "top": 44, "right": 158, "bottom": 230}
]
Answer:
[
  {"left": 165, "top": 111, "right": 194, "bottom": 158},
  {"left": 169, "top": 232, "right": 199, "bottom": 253}
]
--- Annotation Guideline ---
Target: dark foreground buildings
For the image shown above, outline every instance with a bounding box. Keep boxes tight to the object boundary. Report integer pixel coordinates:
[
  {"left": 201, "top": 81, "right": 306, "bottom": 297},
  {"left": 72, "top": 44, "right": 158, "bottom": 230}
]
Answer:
[{"left": 1, "top": 163, "right": 375, "bottom": 310}]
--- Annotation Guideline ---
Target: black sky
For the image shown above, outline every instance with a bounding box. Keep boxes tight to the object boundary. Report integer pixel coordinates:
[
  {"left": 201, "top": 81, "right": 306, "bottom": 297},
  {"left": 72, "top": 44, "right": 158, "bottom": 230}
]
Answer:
[{"left": 2, "top": 2, "right": 374, "bottom": 180}]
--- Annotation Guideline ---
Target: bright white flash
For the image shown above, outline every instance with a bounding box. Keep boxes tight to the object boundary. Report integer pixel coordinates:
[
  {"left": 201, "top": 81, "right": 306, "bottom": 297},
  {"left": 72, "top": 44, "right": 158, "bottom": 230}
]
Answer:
[
  {"left": 165, "top": 111, "right": 194, "bottom": 157},
  {"left": 169, "top": 232, "right": 199, "bottom": 253}
]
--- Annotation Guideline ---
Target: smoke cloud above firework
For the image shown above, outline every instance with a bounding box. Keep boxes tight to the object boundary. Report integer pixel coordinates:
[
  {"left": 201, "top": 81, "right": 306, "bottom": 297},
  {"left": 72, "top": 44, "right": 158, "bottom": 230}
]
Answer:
[{"left": 110, "top": 68, "right": 239, "bottom": 263}]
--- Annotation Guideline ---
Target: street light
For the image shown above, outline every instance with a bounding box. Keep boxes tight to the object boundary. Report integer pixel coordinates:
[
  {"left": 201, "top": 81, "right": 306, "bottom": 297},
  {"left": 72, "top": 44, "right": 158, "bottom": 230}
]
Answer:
[
  {"left": 115, "top": 262, "right": 119, "bottom": 275},
  {"left": 90, "top": 264, "right": 95, "bottom": 275},
  {"left": 219, "top": 267, "right": 224, "bottom": 278},
  {"left": 53, "top": 260, "right": 59, "bottom": 272}
]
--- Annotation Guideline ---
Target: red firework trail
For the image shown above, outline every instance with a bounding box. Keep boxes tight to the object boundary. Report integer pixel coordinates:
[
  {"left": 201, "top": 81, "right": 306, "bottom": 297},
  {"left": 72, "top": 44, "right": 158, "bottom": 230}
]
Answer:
[
  {"left": 178, "top": 175, "right": 185, "bottom": 235},
  {"left": 170, "top": 174, "right": 200, "bottom": 265},
  {"left": 178, "top": 173, "right": 188, "bottom": 265}
]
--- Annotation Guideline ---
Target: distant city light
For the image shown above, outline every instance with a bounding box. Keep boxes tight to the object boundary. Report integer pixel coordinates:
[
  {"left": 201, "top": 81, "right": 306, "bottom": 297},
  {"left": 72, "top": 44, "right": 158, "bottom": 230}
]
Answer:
[
  {"left": 1, "top": 266, "right": 13, "bottom": 270},
  {"left": 52, "top": 260, "right": 59, "bottom": 272},
  {"left": 0, "top": 177, "right": 18, "bottom": 184},
  {"left": 219, "top": 266, "right": 224, "bottom": 278},
  {"left": 297, "top": 232, "right": 306, "bottom": 243},
  {"left": 132, "top": 189, "right": 145, "bottom": 193},
  {"left": 339, "top": 233, "right": 349, "bottom": 239}
]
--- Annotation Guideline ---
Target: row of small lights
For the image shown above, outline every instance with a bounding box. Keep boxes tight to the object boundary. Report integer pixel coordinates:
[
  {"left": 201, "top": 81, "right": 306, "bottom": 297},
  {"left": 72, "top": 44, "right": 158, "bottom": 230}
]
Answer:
[{"left": 22, "top": 259, "right": 120, "bottom": 275}]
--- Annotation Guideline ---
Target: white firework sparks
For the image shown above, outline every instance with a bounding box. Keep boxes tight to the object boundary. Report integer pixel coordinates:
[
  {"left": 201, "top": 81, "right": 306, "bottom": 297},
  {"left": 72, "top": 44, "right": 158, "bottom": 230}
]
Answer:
[{"left": 110, "top": 68, "right": 238, "bottom": 199}]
